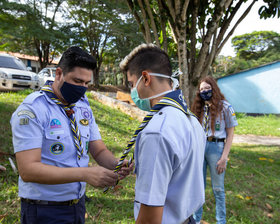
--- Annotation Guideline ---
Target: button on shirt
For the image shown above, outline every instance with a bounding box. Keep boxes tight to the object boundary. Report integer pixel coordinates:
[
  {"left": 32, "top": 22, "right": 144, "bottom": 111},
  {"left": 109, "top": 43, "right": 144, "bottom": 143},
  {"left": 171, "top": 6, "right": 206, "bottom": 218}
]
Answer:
[
  {"left": 133, "top": 106, "right": 206, "bottom": 224},
  {"left": 206, "top": 100, "right": 238, "bottom": 138},
  {"left": 10, "top": 91, "right": 101, "bottom": 201}
]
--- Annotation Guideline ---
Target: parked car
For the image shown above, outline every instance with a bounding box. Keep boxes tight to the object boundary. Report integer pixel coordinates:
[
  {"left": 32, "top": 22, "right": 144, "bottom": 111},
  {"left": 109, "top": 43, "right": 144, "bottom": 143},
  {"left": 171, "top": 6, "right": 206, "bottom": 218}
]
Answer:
[
  {"left": 38, "top": 67, "right": 56, "bottom": 87},
  {"left": 0, "top": 53, "right": 39, "bottom": 91}
]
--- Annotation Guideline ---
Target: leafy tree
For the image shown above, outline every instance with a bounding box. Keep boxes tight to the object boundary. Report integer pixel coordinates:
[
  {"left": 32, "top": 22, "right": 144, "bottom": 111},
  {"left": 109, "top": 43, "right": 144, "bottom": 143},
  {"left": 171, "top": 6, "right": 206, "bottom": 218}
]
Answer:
[
  {"left": 0, "top": 0, "right": 68, "bottom": 69},
  {"left": 65, "top": 0, "right": 140, "bottom": 87},
  {"left": 232, "top": 31, "right": 280, "bottom": 60},
  {"left": 259, "top": 0, "right": 280, "bottom": 19},
  {"left": 125, "top": 0, "right": 259, "bottom": 103}
]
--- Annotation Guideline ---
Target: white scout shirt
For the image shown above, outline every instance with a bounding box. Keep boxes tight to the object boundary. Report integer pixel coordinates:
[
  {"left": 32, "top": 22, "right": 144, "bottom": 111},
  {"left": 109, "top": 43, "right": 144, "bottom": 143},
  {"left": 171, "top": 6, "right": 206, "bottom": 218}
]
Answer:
[
  {"left": 205, "top": 100, "right": 238, "bottom": 138},
  {"left": 134, "top": 106, "right": 206, "bottom": 224},
  {"left": 10, "top": 90, "right": 101, "bottom": 201}
]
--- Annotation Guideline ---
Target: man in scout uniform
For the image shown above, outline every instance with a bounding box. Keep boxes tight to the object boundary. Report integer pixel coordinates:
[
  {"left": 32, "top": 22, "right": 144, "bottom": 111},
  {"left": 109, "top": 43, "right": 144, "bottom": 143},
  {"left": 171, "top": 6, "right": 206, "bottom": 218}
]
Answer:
[
  {"left": 10, "top": 46, "right": 132, "bottom": 223},
  {"left": 119, "top": 43, "right": 206, "bottom": 224}
]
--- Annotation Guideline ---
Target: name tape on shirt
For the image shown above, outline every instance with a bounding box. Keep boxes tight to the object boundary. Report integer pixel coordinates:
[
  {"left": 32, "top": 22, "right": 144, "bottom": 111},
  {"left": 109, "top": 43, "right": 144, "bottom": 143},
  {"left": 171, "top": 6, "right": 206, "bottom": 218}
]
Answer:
[{"left": 17, "top": 110, "right": 36, "bottom": 119}]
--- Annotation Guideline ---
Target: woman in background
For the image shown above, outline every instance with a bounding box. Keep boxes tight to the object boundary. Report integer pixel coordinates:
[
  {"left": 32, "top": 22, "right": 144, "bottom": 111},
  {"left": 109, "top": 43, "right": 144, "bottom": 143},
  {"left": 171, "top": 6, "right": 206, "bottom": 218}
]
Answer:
[{"left": 191, "top": 76, "right": 238, "bottom": 224}]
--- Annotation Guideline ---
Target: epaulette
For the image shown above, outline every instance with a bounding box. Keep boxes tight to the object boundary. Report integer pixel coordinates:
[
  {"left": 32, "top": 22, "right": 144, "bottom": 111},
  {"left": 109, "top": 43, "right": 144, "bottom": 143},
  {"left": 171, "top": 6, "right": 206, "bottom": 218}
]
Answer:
[{"left": 22, "top": 91, "right": 45, "bottom": 105}]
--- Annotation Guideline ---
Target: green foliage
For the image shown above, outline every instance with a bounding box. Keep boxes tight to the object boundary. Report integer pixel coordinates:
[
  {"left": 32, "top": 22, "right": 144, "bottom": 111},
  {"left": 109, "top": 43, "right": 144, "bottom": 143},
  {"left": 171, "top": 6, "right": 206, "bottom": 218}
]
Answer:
[
  {"left": 259, "top": 0, "right": 280, "bottom": 19},
  {"left": 232, "top": 31, "right": 280, "bottom": 60},
  {"left": 213, "top": 31, "right": 280, "bottom": 78},
  {"left": 0, "top": 0, "right": 69, "bottom": 67}
]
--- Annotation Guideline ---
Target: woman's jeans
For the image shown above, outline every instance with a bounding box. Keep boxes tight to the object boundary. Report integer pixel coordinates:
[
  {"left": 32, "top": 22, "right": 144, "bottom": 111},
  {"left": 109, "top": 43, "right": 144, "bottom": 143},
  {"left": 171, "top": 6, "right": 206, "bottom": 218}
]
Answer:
[{"left": 193, "top": 141, "right": 226, "bottom": 224}]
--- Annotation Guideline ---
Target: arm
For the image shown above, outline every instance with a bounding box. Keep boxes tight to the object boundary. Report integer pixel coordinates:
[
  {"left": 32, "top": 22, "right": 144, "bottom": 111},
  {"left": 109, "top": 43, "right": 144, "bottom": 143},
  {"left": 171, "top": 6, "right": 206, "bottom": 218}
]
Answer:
[
  {"left": 16, "top": 148, "right": 118, "bottom": 187},
  {"left": 216, "top": 127, "right": 234, "bottom": 174},
  {"left": 89, "top": 139, "right": 134, "bottom": 177},
  {"left": 88, "top": 139, "right": 118, "bottom": 170},
  {"left": 136, "top": 204, "right": 163, "bottom": 224}
]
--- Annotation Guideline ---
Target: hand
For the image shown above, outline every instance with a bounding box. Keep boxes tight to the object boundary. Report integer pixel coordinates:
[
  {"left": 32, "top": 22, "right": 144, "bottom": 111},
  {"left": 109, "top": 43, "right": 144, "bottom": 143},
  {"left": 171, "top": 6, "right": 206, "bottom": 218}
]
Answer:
[
  {"left": 85, "top": 166, "right": 119, "bottom": 188},
  {"left": 117, "top": 159, "right": 134, "bottom": 180},
  {"left": 216, "top": 157, "right": 227, "bottom": 174}
]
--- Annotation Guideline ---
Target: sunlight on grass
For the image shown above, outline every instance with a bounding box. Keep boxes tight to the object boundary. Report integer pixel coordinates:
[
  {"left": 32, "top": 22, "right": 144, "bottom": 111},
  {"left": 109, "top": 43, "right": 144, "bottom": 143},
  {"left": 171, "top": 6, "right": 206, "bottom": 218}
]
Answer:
[{"left": 235, "top": 113, "right": 280, "bottom": 136}]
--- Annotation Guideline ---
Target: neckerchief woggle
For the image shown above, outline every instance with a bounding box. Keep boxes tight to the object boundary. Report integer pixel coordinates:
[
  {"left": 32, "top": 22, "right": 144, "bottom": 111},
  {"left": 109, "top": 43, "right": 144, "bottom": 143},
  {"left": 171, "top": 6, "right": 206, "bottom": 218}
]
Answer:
[
  {"left": 41, "top": 81, "right": 84, "bottom": 160},
  {"left": 104, "top": 89, "right": 196, "bottom": 193}
]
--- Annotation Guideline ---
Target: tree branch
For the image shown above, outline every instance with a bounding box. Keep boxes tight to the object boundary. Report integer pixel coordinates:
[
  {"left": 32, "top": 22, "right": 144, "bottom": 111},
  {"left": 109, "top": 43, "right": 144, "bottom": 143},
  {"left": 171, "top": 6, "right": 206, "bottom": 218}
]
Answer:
[
  {"left": 144, "top": 0, "right": 160, "bottom": 46},
  {"left": 216, "top": 0, "right": 257, "bottom": 57},
  {"left": 137, "top": 0, "right": 152, "bottom": 43}
]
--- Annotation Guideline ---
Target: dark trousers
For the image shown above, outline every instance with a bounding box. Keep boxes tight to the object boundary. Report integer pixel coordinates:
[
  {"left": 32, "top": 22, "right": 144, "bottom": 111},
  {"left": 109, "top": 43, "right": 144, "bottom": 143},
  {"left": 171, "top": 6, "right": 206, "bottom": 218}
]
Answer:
[
  {"left": 20, "top": 196, "right": 85, "bottom": 224},
  {"left": 183, "top": 215, "right": 196, "bottom": 224}
]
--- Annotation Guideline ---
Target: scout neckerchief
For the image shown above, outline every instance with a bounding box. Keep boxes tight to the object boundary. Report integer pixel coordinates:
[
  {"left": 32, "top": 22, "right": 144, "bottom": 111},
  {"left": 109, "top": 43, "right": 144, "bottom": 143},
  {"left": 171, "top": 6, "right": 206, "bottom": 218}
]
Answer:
[
  {"left": 104, "top": 89, "right": 195, "bottom": 193},
  {"left": 41, "top": 81, "right": 84, "bottom": 159},
  {"left": 202, "top": 104, "right": 210, "bottom": 136}
]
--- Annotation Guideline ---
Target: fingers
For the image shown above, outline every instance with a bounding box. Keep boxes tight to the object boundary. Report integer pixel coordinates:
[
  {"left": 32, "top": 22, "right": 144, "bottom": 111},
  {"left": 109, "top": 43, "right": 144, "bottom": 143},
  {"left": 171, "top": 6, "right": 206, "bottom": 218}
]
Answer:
[
  {"left": 216, "top": 165, "right": 226, "bottom": 174},
  {"left": 86, "top": 166, "right": 119, "bottom": 188}
]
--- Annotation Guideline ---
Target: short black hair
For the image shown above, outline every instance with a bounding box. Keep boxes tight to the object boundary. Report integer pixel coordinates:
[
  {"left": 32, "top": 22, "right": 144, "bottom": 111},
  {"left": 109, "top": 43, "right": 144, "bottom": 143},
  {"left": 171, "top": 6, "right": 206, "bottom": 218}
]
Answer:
[
  {"left": 57, "top": 46, "right": 96, "bottom": 75},
  {"left": 120, "top": 44, "right": 172, "bottom": 78}
]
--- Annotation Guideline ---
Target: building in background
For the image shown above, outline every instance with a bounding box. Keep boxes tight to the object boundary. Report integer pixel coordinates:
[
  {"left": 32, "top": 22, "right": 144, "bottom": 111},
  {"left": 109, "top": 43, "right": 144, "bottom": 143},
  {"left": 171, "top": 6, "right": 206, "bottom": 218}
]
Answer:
[
  {"left": 0, "top": 51, "right": 58, "bottom": 73},
  {"left": 217, "top": 61, "right": 280, "bottom": 114}
]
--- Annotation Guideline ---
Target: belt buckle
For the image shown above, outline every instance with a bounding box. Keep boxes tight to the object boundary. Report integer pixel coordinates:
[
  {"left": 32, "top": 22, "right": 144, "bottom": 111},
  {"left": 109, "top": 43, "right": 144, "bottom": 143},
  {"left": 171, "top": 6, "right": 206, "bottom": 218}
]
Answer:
[
  {"left": 208, "top": 136, "right": 214, "bottom": 142},
  {"left": 70, "top": 199, "right": 79, "bottom": 205}
]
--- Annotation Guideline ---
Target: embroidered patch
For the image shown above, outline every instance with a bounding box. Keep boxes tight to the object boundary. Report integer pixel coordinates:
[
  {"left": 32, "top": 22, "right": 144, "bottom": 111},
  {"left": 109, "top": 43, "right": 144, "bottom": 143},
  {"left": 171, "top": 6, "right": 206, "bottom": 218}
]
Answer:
[
  {"left": 19, "top": 118, "right": 29, "bottom": 125},
  {"left": 79, "top": 119, "right": 89, "bottom": 126},
  {"left": 50, "top": 143, "right": 64, "bottom": 155},
  {"left": 50, "top": 119, "right": 62, "bottom": 128},
  {"left": 17, "top": 110, "right": 36, "bottom": 119},
  {"left": 215, "top": 123, "right": 220, "bottom": 131},
  {"left": 228, "top": 106, "right": 235, "bottom": 116},
  {"left": 81, "top": 108, "right": 91, "bottom": 119}
]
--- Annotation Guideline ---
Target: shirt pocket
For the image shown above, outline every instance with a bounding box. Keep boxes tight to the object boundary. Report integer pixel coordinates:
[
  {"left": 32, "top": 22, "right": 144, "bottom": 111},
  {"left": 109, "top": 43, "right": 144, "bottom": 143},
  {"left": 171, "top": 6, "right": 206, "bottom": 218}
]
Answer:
[{"left": 44, "top": 129, "right": 72, "bottom": 157}]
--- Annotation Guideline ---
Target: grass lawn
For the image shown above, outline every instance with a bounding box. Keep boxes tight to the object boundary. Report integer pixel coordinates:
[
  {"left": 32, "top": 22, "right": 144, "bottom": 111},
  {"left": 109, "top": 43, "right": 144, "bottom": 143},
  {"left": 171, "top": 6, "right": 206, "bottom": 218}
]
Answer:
[{"left": 0, "top": 90, "right": 279, "bottom": 223}]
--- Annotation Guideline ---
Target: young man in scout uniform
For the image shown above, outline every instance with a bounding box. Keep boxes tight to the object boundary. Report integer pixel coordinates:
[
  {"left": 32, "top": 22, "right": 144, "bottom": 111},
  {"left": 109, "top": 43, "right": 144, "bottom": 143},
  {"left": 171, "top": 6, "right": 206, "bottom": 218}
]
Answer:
[
  {"left": 119, "top": 43, "right": 206, "bottom": 224},
  {"left": 10, "top": 46, "right": 132, "bottom": 223}
]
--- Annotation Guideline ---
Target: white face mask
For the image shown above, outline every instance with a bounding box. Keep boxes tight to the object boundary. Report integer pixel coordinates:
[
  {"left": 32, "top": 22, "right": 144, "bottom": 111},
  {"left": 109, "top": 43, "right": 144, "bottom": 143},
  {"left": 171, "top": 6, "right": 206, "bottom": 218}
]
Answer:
[{"left": 130, "top": 72, "right": 177, "bottom": 111}]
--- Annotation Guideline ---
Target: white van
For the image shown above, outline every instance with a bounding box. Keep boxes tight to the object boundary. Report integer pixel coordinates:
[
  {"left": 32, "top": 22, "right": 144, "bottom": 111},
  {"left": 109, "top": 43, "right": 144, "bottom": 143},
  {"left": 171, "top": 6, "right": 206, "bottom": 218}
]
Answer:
[
  {"left": 37, "top": 67, "right": 56, "bottom": 87},
  {"left": 0, "top": 53, "right": 39, "bottom": 91}
]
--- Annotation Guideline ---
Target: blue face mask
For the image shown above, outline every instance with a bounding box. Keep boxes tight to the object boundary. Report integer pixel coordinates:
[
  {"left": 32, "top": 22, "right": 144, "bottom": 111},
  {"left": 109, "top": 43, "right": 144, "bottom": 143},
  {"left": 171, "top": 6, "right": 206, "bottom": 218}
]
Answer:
[
  {"left": 60, "top": 81, "right": 87, "bottom": 104},
  {"left": 200, "top": 89, "right": 213, "bottom": 101},
  {"left": 130, "top": 75, "right": 172, "bottom": 111}
]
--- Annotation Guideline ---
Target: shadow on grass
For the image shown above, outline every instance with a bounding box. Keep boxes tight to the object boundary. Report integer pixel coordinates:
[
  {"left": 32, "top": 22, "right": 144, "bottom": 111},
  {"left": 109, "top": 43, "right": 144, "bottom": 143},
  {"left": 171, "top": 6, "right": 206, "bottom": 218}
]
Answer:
[{"left": 0, "top": 102, "right": 18, "bottom": 155}]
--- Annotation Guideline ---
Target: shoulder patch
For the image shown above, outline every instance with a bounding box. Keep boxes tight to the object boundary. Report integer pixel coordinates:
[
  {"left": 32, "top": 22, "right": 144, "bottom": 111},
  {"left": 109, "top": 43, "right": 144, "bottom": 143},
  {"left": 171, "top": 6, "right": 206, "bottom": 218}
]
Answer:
[
  {"left": 17, "top": 110, "right": 36, "bottom": 119},
  {"left": 22, "top": 91, "right": 44, "bottom": 105}
]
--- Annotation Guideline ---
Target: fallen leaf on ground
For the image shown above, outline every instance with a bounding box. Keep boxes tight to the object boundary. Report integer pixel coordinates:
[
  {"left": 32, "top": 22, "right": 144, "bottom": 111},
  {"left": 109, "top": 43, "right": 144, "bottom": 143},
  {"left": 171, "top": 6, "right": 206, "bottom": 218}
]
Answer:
[
  {"left": 235, "top": 194, "right": 244, "bottom": 200},
  {"left": 259, "top": 157, "right": 267, "bottom": 161},
  {"left": 266, "top": 203, "right": 273, "bottom": 211},
  {"left": 245, "top": 196, "right": 252, "bottom": 200},
  {"left": 266, "top": 195, "right": 274, "bottom": 199},
  {"left": 267, "top": 213, "right": 273, "bottom": 218}
]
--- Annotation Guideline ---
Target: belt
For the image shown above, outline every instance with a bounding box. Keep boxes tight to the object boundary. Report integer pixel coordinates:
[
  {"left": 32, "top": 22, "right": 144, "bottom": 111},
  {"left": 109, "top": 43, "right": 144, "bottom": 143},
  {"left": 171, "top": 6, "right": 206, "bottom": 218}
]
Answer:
[
  {"left": 207, "top": 136, "right": 225, "bottom": 142},
  {"left": 21, "top": 197, "right": 80, "bottom": 206}
]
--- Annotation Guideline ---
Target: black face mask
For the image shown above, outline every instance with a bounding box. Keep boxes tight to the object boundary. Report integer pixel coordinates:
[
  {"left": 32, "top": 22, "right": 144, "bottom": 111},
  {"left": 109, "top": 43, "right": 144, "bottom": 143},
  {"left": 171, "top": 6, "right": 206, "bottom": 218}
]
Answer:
[
  {"left": 60, "top": 81, "right": 87, "bottom": 104},
  {"left": 200, "top": 89, "right": 212, "bottom": 101}
]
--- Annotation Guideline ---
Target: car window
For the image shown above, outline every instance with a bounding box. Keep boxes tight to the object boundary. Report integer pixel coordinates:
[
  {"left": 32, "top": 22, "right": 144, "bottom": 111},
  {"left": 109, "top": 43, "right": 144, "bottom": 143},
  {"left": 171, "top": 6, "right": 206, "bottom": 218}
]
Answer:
[{"left": 0, "top": 56, "right": 27, "bottom": 70}]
